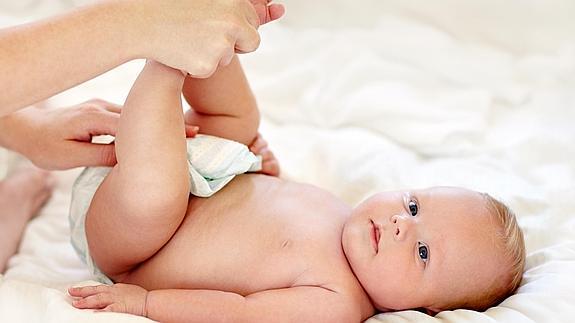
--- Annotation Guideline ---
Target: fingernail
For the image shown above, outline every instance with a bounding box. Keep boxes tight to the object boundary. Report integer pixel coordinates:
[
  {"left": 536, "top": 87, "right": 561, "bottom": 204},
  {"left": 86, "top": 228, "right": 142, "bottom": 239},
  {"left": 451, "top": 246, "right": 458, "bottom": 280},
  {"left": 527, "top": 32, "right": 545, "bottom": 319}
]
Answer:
[{"left": 193, "top": 126, "right": 200, "bottom": 132}]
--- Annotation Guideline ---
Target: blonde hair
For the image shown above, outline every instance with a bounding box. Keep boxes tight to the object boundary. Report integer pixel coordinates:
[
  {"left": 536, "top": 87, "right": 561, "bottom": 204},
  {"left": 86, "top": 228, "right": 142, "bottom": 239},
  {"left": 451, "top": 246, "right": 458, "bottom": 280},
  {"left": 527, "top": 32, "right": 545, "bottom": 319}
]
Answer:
[{"left": 452, "top": 193, "right": 526, "bottom": 311}]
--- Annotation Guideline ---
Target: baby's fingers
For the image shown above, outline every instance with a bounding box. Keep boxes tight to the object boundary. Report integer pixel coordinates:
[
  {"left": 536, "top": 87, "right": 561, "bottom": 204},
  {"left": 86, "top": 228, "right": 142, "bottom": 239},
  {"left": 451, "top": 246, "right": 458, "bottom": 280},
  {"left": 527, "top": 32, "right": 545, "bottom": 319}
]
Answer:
[
  {"left": 72, "top": 293, "right": 113, "bottom": 310},
  {"left": 258, "top": 148, "right": 280, "bottom": 176},
  {"left": 259, "top": 147, "right": 274, "bottom": 161},
  {"left": 185, "top": 125, "right": 200, "bottom": 138},
  {"left": 268, "top": 4, "right": 285, "bottom": 22},
  {"left": 249, "top": 133, "right": 268, "bottom": 154},
  {"left": 68, "top": 285, "right": 110, "bottom": 297}
]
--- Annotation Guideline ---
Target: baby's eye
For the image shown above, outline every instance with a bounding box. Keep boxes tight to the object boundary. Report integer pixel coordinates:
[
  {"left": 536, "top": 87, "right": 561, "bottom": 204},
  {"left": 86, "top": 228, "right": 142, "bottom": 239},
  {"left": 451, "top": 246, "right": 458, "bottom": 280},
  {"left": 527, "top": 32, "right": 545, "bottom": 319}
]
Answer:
[
  {"left": 418, "top": 242, "right": 429, "bottom": 263},
  {"left": 408, "top": 200, "right": 418, "bottom": 216}
]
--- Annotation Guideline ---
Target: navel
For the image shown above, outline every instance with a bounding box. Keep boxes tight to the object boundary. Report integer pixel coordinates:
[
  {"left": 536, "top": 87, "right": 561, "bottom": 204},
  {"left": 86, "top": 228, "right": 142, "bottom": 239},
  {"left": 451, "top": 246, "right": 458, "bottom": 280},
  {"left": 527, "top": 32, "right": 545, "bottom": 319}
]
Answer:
[{"left": 281, "top": 239, "right": 292, "bottom": 249}]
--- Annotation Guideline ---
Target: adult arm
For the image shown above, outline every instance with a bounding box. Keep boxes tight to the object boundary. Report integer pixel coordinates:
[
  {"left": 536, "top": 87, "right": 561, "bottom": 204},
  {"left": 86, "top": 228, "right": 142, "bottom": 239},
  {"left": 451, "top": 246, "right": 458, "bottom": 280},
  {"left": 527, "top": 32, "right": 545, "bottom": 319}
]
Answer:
[
  {"left": 69, "top": 283, "right": 361, "bottom": 323},
  {"left": 0, "top": 0, "right": 282, "bottom": 117}
]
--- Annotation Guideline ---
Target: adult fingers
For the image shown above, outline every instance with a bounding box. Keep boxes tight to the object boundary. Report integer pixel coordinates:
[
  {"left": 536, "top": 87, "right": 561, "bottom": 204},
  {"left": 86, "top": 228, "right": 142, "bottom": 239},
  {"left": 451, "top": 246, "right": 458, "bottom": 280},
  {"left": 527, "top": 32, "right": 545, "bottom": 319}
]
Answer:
[
  {"left": 219, "top": 46, "right": 236, "bottom": 67},
  {"left": 234, "top": 24, "right": 261, "bottom": 54},
  {"left": 69, "top": 142, "right": 118, "bottom": 168},
  {"left": 82, "top": 109, "right": 120, "bottom": 137},
  {"left": 235, "top": 3, "right": 261, "bottom": 53},
  {"left": 243, "top": 0, "right": 261, "bottom": 29},
  {"left": 100, "top": 103, "right": 122, "bottom": 114},
  {"left": 84, "top": 99, "right": 123, "bottom": 114}
]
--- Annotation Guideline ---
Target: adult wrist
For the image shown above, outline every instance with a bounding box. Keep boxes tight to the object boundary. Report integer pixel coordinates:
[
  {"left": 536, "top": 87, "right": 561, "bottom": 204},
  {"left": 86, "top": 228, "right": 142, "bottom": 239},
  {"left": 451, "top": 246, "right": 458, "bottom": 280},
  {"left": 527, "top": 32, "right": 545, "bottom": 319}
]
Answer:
[
  {"left": 107, "top": 0, "right": 156, "bottom": 61},
  {"left": 89, "top": 0, "right": 148, "bottom": 62}
]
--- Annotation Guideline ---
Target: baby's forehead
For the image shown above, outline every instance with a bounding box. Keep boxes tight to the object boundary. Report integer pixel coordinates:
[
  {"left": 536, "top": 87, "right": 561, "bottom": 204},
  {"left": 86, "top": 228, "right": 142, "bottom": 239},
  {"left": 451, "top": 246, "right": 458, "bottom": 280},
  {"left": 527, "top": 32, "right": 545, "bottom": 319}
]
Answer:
[
  {"left": 416, "top": 187, "right": 487, "bottom": 211},
  {"left": 417, "top": 186, "right": 482, "bottom": 199},
  {"left": 421, "top": 187, "right": 491, "bottom": 221}
]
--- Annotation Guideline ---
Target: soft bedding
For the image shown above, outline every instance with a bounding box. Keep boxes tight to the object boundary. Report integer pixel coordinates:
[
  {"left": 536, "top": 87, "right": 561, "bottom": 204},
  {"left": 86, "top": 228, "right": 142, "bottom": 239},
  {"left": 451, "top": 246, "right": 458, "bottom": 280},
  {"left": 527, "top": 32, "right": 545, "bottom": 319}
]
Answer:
[{"left": 1, "top": 0, "right": 574, "bottom": 322}]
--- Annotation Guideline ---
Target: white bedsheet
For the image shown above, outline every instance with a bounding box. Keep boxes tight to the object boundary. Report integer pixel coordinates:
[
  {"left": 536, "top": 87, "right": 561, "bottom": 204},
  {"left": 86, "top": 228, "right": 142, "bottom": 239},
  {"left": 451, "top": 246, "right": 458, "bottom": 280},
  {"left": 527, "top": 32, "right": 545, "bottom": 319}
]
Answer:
[{"left": 1, "top": 0, "right": 575, "bottom": 322}]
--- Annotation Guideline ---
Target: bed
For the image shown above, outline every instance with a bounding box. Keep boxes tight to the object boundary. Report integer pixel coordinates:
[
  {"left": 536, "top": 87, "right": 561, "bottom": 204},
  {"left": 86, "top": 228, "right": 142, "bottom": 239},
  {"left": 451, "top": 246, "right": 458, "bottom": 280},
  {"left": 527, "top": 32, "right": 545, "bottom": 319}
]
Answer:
[{"left": 1, "top": 0, "right": 574, "bottom": 322}]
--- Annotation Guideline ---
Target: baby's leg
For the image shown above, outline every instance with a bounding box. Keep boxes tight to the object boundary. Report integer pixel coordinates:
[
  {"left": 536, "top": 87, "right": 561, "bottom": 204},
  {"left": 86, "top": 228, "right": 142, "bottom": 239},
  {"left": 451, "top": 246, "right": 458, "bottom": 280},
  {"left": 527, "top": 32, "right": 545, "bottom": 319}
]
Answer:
[
  {"left": 0, "top": 167, "right": 53, "bottom": 272},
  {"left": 85, "top": 61, "right": 190, "bottom": 278},
  {"left": 182, "top": 55, "right": 260, "bottom": 146}
]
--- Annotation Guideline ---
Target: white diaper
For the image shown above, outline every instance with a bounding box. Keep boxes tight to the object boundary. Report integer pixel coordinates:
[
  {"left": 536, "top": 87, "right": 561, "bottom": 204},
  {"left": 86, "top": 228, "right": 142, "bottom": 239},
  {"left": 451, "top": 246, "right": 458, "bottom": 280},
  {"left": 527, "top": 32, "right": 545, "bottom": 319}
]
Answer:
[{"left": 69, "top": 135, "right": 261, "bottom": 284}]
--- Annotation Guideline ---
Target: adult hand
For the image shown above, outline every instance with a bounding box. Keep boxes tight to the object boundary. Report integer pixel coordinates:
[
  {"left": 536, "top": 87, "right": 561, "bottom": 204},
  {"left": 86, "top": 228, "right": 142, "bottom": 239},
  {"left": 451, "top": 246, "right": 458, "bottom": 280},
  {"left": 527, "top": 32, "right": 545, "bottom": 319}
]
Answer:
[
  {"left": 135, "top": 0, "right": 284, "bottom": 78},
  {"left": 0, "top": 100, "right": 200, "bottom": 170},
  {"left": 0, "top": 100, "right": 120, "bottom": 170}
]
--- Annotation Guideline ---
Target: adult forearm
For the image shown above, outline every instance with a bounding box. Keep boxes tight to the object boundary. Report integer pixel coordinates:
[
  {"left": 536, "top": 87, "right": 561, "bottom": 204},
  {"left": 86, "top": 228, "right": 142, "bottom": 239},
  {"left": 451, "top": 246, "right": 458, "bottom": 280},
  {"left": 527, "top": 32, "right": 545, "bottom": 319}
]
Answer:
[
  {"left": 0, "top": 1, "right": 140, "bottom": 116},
  {"left": 0, "top": 0, "right": 275, "bottom": 117},
  {"left": 146, "top": 289, "right": 248, "bottom": 323}
]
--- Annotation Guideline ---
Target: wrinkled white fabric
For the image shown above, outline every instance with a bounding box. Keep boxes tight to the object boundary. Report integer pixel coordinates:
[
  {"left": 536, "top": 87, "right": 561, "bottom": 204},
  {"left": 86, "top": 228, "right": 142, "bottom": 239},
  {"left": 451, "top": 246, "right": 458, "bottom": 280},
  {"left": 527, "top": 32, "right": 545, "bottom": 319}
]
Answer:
[{"left": 1, "top": 1, "right": 574, "bottom": 322}]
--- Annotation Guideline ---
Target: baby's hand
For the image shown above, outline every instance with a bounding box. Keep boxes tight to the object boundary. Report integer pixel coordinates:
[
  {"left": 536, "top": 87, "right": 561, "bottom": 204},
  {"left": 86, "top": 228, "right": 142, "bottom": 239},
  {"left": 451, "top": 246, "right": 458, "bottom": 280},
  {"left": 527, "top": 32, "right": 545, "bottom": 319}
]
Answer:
[
  {"left": 249, "top": 133, "right": 280, "bottom": 177},
  {"left": 69, "top": 283, "right": 148, "bottom": 317},
  {"left": 249, "top": 0, "right": 285, "bottom": 25}
]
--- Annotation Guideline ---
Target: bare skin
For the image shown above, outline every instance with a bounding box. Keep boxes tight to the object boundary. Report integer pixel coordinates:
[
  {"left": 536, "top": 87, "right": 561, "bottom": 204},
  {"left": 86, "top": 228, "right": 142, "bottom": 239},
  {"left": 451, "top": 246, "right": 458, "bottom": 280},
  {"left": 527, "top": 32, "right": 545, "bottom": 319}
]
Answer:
[
  {"left": 125, "top": 173, "right": 367, "bottom": 299},
  {"left": 69, "top": 60, "right": 511, "bottom": 320},
  {"left": 68, "top": 61, "right": 373, "bottom": 322},
  {"left": 0, "top": 0, "right": 284, "bottom": 116},
  {"left": 0, "top": 167, "right": 54, "bottom": 273}
]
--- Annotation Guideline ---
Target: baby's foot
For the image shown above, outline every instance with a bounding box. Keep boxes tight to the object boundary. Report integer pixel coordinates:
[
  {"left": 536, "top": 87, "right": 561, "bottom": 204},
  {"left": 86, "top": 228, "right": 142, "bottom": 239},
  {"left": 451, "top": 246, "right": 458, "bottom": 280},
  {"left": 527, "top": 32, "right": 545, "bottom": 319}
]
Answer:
[
  {"left": 0, "top": 166, "right": 55, "bottom": 220},
  {"left": 248, "top": 133, "right": 280, "bottom": 177},
  {"left": 0, "top": 167, "right": 55, "bottom": 272}
]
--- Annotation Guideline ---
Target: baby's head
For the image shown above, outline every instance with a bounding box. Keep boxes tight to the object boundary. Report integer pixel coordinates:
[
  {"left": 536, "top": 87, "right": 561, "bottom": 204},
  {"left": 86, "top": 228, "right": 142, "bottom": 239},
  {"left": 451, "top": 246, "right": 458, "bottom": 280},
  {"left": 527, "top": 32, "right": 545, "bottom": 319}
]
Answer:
[{"left": 342, "top": 186, "right": 525, "bottom": 314}]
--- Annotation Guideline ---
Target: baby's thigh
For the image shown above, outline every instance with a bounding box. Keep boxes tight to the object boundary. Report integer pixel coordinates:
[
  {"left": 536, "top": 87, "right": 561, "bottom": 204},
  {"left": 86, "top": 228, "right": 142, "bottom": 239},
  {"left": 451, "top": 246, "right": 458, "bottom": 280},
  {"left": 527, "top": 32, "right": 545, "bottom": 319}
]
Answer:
[{"left": 117, "top": 205, "right": 204, "bottom": 289}]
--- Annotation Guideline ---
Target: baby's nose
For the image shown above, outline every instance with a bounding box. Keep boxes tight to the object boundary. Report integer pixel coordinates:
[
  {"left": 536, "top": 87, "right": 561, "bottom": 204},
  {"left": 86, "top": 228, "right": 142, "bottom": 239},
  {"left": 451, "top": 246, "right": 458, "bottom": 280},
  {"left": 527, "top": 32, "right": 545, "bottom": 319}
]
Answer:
[{"left": 391, "top": 214, "right": 413, "bottom": 241}]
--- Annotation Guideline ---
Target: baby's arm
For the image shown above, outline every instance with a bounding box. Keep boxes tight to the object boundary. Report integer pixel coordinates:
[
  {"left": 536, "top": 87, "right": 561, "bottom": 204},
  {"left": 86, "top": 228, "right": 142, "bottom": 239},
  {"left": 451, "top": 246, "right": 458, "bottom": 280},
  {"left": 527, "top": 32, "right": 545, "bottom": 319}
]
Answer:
[
  {"left": 70, "top": 283, "right": 359, "bottom": 322},
  {"left": 182, "top": 55, "right": 260, "bottom": 146}
]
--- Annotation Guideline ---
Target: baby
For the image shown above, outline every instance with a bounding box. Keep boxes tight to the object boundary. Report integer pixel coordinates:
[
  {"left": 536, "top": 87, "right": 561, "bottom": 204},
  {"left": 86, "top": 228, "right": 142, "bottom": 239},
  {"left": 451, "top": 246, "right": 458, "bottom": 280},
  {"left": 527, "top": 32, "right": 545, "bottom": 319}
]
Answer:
[{"left": 68, "top": 59, "right": 526, "bottom": 322}]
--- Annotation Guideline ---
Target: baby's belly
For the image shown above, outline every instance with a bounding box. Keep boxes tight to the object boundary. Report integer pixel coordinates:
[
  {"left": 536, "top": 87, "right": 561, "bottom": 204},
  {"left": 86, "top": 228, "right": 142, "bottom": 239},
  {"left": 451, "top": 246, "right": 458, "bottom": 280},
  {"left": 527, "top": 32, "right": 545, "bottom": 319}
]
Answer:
[{"left": 121, "top": 174, "right": 312, "bottom": 295}]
